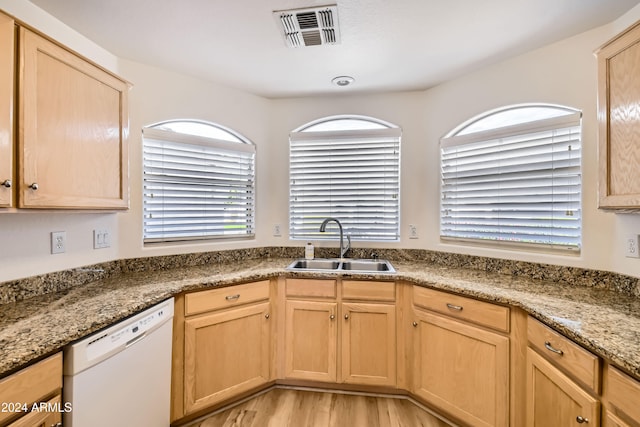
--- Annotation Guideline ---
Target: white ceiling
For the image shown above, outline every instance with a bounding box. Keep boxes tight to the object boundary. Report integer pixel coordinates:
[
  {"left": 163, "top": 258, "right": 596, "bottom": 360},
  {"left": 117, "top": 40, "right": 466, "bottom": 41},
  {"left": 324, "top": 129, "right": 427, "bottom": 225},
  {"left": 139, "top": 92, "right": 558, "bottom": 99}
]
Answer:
[{"left": 28, "top": 0, "right": 640, "bottom": 98}]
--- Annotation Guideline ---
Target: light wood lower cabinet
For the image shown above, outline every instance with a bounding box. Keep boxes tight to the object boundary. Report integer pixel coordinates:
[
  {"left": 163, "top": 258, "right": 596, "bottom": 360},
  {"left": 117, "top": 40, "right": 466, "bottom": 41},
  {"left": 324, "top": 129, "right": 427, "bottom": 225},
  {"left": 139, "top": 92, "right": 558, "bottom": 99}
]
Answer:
[
  {"left": 170, "top": 278, "right": 640, "bottom": 427},
  {"left": 605, "top": 365, "right": 640, "bottom": 427},
  {"left": 526, "top": 347, "right": 600, "bottom": 427},
  {"left": 283, "top": 278, "right": 397, "bottom": 387},
  {"left": 412, "top": 308, "right": 510, "bottom": 427},
  {"left": 284, "top": 299, "right": 338, "bottom": 382},
  {"left": 341, "top": 302, "right": 396, "bottom": 386},
  {"left": 172, "top": 280, "right": 273, "bottom": 421},
  {"left": 0, "top": 353, "right": 63, "bottom": 426},
  {"left": 7, "top": 395, "right": 62, "bottom": 427}
]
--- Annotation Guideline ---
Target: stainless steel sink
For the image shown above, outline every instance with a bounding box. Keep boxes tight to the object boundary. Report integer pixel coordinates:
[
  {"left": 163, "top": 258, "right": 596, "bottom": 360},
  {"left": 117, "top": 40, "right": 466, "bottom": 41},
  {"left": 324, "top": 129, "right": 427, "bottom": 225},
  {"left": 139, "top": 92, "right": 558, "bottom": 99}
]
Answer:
[
  {"left": 341, "top": 259, "right": 395, "bottom": 272},
  {"left": 286, "top": 258, "right": 395, "bottom": 274},
  {"left": 287, "top": 259, "right": 341, "bottom": 271}
]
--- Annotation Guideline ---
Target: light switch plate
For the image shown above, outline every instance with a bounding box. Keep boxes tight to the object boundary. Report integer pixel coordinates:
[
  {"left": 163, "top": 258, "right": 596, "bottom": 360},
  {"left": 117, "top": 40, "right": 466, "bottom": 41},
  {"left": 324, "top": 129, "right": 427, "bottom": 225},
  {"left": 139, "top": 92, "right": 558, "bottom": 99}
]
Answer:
[{"left": 94, "top": 229, "right": 111, "bottom": 249}]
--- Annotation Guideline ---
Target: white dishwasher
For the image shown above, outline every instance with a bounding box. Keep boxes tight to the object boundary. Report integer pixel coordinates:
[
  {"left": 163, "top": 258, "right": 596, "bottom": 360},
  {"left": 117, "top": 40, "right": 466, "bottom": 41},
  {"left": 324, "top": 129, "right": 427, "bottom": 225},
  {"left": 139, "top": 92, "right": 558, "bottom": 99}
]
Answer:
[{"left": 63, "top": 298, "right": 174, "bottom": 427}]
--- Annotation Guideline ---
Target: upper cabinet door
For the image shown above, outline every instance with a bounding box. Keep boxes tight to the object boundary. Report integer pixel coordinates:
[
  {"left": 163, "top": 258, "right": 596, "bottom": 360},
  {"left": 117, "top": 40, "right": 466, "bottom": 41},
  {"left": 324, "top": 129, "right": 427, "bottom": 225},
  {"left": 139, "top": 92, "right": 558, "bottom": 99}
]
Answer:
[
  {"left": 596, "top": 20, "right": 640, "bottom": 210},
  {"left": 0, "top": 12, "right": 14, "bottom": 208},
  {"left": 18, "top": 28, "right": 129, "bottom": 209}
]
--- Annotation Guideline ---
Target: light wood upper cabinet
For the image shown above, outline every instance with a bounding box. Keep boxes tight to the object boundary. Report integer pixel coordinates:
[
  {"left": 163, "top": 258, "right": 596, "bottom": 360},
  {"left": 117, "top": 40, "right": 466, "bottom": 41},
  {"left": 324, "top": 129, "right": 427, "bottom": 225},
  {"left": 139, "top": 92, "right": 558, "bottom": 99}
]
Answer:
[
  {"left": 526, "top": 347, "right": 600, "bottom": 427},
  {"left": 596, "top": 20, "right": 640, "bottom": 209},
  {"left": 18, "top": 27, "right": 129, "bottom": 209},
  {"left": 0, "top": 12, "right": 14, "bottom": 207}
]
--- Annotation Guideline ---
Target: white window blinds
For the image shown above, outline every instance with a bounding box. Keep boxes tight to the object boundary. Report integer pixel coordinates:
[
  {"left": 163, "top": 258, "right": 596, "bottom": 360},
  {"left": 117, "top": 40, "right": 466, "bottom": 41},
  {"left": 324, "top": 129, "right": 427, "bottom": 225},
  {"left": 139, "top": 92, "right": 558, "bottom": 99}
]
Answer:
[
  {"left": 290, "top": 127, "right": 401, "bottom": 241},
  {"left": 440, "top": 112, "right": 581, "bottom": 251},
  {"left": 143, "top": 127, "right": 255, "bottom": 243}
]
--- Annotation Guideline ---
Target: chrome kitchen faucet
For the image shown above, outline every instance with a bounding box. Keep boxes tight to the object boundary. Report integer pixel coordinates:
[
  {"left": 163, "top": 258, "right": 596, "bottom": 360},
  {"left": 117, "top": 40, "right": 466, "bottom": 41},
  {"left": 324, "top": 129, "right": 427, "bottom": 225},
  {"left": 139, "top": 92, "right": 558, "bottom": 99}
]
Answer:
[{"left": 319, "top": 217, "right": 351, "bottom": 259}]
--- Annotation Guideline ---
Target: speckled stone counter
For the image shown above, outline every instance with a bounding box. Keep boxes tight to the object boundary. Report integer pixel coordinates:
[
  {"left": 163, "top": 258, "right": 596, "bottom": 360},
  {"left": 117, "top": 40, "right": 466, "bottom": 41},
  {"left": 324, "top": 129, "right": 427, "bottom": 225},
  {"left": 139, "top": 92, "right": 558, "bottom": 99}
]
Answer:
[{"left": 1, "top": 249, "right": 639, "bottom": 382}]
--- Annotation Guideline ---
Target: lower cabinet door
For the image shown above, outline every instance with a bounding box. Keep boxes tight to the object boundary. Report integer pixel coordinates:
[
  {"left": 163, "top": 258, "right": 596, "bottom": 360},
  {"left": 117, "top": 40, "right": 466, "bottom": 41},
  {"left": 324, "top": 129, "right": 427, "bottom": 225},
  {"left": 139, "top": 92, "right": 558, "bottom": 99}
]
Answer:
[
  {"left": 526, "top": 347, "right": 600, "bottom": 427},
  {"left": 183, "top": 302, "right": 271, "bottom": 414},
  {"left": 412, "top": 309, "right": 510, "bottom": 427},
  {"left": 284, "top": 299, "right": 338, "bottom": 382},
  {"left": 341, "top": 302, "right": 396, "bottom": 386}
]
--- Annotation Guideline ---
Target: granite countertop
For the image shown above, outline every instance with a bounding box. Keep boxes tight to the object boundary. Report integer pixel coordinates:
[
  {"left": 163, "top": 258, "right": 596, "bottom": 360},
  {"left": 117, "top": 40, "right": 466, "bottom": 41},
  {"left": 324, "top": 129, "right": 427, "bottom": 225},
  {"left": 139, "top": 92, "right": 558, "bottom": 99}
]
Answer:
[{"left": 1, "top": 256, "right": 639, "bottom": 381}]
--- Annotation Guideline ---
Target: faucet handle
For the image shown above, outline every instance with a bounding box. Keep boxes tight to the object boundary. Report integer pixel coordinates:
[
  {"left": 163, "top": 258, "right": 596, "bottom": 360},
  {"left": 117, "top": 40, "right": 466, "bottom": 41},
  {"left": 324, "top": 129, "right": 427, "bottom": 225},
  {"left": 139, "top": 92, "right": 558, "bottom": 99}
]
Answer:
[{"left": 370, "top": 251, "right": 379, "bottom": 260}]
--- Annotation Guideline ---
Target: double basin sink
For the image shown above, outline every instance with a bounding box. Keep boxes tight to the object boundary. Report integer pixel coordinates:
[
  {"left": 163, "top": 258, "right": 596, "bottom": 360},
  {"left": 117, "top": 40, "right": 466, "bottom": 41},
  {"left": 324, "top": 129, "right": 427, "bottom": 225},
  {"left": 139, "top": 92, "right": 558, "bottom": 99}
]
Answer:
[{"left": 286, "top": 258, "right": 396, "bottom": 274}]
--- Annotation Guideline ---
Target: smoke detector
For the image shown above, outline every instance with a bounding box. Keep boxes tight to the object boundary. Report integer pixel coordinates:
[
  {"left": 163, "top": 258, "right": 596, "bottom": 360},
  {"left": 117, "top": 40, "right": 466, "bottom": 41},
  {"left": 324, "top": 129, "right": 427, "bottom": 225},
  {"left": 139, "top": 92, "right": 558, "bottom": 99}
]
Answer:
[{"left": 273, "top": 5, "right": 340, "bottom": 48}]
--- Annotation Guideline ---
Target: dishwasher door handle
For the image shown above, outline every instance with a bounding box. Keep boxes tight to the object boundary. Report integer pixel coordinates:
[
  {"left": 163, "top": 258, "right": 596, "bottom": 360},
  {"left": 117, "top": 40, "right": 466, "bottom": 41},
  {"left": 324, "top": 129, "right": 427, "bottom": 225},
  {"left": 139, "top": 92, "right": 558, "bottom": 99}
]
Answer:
[{"left": 126, "top": 332, "right": 147, "bottom": 348}]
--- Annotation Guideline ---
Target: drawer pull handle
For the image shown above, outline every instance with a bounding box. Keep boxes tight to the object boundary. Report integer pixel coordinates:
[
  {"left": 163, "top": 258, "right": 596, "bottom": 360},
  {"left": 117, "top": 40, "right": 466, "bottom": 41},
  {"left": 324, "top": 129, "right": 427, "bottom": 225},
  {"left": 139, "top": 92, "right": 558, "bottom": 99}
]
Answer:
[
  {"left": 544, "top": 341, "right": 564, "bottom": 355},
  {"left": 225, "top": 294, "right": 240, "bottom": 301},
  {"left": 576, "top": 416, "right": 589, "bottom": 424},
  {"left": 446, "top": 303, "right": 463, "bottom": 311}
]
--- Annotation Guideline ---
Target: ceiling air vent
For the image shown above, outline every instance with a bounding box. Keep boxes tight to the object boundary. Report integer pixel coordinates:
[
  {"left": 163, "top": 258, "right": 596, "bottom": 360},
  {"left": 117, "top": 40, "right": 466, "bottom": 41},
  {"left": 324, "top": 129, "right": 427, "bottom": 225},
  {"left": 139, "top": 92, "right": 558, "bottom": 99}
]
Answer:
[{"left": 274, "top": 5, "right": 340, "bottom": 48}]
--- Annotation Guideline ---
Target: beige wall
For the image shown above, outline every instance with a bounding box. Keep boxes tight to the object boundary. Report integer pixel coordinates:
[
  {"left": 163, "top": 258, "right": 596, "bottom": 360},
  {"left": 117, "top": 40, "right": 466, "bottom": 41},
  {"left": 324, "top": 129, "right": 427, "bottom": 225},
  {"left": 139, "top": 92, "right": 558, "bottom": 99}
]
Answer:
[{"left": 1, "top": 1, "right": 639, "bottom": 282}]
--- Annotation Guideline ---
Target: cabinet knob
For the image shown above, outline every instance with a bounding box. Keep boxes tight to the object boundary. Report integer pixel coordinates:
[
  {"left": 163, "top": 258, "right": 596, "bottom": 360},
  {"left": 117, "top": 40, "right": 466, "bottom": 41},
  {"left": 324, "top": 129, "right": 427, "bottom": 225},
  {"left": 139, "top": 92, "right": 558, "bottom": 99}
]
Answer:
[
  {"left": 29, "top": 182, "right": 39, "bottom": 190},
  {"left": 344, "top": 313, "right": 349, "bottom": 320},
  {"left": 265, "top": 313, "right": 270, "bottom": 319},
  {"left": 1, "top": 179, "right": 10, "bottom": 188},
  {"left": 412, "top": 321, "right": 418, "bottom": 327},
  {"left": 330, "top": 314, "right": 335, "bottom": 320},
  {"left": 576, "top": 416, "right": 589, "bottom": 424}
]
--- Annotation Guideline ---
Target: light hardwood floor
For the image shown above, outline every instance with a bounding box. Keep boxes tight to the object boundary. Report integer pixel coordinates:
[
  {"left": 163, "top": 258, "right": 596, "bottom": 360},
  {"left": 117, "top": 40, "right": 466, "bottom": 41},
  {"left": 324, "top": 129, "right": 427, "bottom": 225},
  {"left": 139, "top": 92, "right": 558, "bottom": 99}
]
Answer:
[{"left": 188, "top": 388, "right": 454, "bottom": 427}]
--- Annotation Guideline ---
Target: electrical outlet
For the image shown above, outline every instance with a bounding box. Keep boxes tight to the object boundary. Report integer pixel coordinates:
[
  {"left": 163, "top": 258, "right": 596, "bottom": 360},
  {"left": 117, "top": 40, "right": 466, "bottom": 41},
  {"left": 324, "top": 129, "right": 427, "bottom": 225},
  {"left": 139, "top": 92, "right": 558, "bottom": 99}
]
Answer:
[
  {"left": 273, "top": 224, "right": 282, "bottom": 237},
  {"left": 51, "top": 231, "right": 66, "bottom": 254},
  {"left": 94, "top": 229, "right": 111, "bottom": 249},
  {"left": 409, "top": 224, "right": 419, "bottom": 239},
  {"left": 625, "top": 234, "right": 640, "bottom": 258}
]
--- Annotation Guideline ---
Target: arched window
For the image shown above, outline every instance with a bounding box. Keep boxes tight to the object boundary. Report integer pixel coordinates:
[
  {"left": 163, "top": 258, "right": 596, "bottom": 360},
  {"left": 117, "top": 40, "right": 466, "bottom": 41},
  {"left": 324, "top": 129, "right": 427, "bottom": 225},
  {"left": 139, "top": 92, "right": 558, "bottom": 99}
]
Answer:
[
  {"left": 289, "top": 115, "right": 401, "bottom": 242},
  {"left": 142, "top": 120, "right": 255, "bottom": 243},
  {"left": 440, "top": 105, "right": 582, "bottom": 252}
]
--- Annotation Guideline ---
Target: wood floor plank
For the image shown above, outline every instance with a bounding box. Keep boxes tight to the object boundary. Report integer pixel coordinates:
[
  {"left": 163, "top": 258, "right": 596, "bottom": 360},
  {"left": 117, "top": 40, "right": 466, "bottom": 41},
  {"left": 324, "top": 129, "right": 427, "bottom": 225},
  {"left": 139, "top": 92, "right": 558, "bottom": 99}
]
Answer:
[{"left": 190, "top": 388, "right": 452, "bottom": 427}]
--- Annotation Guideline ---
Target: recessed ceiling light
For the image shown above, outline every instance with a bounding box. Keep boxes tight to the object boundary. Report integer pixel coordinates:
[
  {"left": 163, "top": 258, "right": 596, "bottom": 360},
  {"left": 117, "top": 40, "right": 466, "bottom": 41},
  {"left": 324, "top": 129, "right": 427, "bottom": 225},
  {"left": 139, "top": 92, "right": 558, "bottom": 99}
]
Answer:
[{"left": 332, "top": 76, "right": 354, "bottom": 87}]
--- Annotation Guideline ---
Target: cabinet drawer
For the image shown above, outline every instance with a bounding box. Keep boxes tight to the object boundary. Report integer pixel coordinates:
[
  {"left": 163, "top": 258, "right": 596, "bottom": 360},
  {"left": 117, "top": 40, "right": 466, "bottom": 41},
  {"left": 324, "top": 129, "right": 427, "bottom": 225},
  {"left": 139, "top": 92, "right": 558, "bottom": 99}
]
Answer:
[
  {"left": 528, "top": 317, "right": 600, "bottom": 392},
  {"left": 342, "top": 280, "right": 395, "bottom": 301},
  {"left": 0, "top": 353, "right": 62, "bottom": 425},
  {"left": 608, "top": 366, "right": 640, "bottom": 422},
  {"left": 185, "top": 280, "right": 270, "bottom": 316},
  {"left": 286, "top": 278, "right": 337, "bottom": 298},
  {"left": 7, "top": 395, "right": 62, "bottom": 427},
  {"left": 412, "top": 286, "right": 509, "bottom": 332}
]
